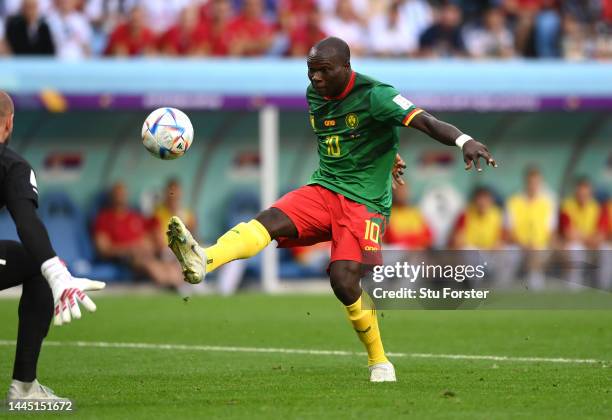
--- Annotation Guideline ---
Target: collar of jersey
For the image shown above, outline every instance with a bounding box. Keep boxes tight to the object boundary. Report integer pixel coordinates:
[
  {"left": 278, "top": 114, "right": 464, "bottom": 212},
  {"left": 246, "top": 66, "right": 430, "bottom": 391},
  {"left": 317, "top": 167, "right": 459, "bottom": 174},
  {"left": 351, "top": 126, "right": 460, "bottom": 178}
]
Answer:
[{"left": 324, "top": 71, "right": 356, "bottom": 101}]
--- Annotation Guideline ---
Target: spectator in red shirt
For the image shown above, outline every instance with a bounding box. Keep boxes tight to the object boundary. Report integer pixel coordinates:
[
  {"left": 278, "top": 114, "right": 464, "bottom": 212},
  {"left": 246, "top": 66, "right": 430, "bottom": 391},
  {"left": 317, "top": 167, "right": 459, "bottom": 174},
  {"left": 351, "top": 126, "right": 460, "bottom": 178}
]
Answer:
[
  {"left": 599, "top": 199, "right": 612, "bottom": 289},
  {"left": 605, "top": 0, "right": 612, "bottom": 22},
  {"left": 280, "top": 0, "right": 316, "bottom": 21},
  {"left": 278, "top": 0, "right": 316, "bottom": 32},
  {"left": 202, "top": 0, "right": 233, "bottom": 56},
  {"left": 289, "top": 5, "right": 327, "bottom": 56},
  {"left": 227, "top": 0, "right": 274, "bottom": 56},
  {"left": 158, "top": 4, "right": 208, "bottom": 56},
  {"left": 93, "top": 182, "right": 183, "bottom": 288},
  {"left": 104, "top": 5, "right": 156, "bottom": 56},
  {"left": 600, "top": 199, "right": 612, "bottom": 241}
]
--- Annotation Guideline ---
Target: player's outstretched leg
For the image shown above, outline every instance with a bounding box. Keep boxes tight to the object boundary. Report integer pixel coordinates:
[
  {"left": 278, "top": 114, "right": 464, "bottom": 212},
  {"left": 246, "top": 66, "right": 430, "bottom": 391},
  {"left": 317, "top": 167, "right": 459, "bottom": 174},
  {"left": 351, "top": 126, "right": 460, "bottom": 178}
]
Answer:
[
  {"left": 329, "top": 260, "right": 395, "bottom": 382},
  {"left": 167, "top": 209, "right": 294, "bottom": 283},
  {"left": 167, "top": 216, "right": 208, "bottom": 284}
]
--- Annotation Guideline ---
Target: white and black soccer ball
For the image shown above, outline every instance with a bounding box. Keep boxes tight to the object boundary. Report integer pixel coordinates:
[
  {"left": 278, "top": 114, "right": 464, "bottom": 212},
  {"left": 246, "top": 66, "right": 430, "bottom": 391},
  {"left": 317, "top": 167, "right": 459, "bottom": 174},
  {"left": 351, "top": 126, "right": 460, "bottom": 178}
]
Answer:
[{"left": 142, "top": 107, "right": 194, "bottom": 160}]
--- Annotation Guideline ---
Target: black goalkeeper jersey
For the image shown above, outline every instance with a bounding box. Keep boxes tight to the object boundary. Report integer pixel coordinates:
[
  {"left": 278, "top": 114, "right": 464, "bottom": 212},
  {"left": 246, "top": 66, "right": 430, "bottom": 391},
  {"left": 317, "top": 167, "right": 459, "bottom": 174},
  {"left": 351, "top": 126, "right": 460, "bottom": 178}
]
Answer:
[
  {"left": 0, "top": 143, "right": 39, "bottom": 210},
  {"left": 0, "top": 142, "right": 54, "bottom": 266}
]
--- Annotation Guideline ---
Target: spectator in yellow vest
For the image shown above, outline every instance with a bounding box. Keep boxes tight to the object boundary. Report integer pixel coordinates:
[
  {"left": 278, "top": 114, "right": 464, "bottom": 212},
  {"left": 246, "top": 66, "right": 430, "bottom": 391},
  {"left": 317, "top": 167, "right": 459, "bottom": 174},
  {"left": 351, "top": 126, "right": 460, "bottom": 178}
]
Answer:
[
  {"left": 559, "top": 177, "right": 601, "bottom": 249},
  {"left": 451, "top": 186, "right": 503, "bottom": 250},
  {"left": 151, "top": 178, "right": 203, "bottom": 295},
  {"left": 153, "top": 178, "right": 197, "bottom": 248},
  {"left": 558, "top": 177, "right": 603, "bottom": 288},
  {"left": 506, "top": 166, "right": 556, "bottom": 250},
  {"left": 503, "top": 167, "right": 557, "bottom": 289}
]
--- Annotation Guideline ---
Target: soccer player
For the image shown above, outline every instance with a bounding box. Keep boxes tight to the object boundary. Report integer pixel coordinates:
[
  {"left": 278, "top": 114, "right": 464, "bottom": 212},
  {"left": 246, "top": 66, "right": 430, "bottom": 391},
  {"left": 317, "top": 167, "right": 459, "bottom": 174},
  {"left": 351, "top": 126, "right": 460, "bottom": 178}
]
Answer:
[
  {"left": 0, "top": 92, "right": 105, "bottom": 400},
  {"left": 167, "top": 37, "right": 497, "bottom": 382}
]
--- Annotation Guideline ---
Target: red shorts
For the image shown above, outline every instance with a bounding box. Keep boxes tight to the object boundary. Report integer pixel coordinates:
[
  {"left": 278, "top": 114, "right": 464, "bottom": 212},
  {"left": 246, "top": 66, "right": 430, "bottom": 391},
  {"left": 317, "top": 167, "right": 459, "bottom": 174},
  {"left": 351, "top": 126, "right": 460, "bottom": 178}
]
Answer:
[{"left": 272, "top": 185, "right": 387, "bottom": 266}]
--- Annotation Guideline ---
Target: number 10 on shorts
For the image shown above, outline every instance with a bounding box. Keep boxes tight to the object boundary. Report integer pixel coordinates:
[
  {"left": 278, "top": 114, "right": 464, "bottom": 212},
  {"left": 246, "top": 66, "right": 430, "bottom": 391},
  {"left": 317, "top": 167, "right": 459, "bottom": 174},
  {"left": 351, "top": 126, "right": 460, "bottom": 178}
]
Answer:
[{"left": 364, "top": 219, "right": 381, "bottom": 243}]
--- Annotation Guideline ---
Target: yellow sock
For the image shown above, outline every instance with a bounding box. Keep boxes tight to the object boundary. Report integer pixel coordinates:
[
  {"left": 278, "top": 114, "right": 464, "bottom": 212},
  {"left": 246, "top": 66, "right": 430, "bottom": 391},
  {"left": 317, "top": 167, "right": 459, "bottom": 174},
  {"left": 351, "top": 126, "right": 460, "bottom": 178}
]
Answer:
[
  {"left": 205, "top": 220, "right": 271, "bottom": 273},
  {"left": 345, "top": 294, "right": 388, "bottom": 366}
]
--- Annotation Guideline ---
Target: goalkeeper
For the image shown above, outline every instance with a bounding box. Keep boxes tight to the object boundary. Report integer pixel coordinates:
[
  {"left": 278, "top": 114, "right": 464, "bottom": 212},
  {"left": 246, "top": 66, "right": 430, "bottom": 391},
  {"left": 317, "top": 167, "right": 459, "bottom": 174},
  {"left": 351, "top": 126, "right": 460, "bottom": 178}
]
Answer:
[
  {"left": 0, "top": 92, "right": 105, "bottom": 400},
  {"left": 167, "top": 37, "right": 497, "bottom": 382}
]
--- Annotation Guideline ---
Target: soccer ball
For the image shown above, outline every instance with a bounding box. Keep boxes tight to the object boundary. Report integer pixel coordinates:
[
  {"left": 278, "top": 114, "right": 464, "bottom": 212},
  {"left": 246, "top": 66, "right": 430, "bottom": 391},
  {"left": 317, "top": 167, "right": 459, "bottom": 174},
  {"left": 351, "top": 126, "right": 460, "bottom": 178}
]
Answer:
[{"left": 142, "top": 107, "right": 194, "bottom": 160}]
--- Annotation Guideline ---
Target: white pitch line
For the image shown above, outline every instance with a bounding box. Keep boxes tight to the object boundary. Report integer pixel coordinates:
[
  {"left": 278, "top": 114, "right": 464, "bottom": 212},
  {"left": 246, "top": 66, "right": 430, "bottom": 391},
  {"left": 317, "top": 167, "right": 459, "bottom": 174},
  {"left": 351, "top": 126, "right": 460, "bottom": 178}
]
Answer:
[{"left": 0, "top": 340, "right": 606, "bottom": 365}]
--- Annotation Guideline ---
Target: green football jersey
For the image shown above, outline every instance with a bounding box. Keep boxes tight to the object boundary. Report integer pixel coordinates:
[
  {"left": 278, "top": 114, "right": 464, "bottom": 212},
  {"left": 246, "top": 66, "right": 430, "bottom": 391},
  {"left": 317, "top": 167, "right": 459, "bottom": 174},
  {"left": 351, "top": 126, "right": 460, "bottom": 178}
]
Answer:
[{"left": 307, "top": 72, "right": 422, "bottom": 215}]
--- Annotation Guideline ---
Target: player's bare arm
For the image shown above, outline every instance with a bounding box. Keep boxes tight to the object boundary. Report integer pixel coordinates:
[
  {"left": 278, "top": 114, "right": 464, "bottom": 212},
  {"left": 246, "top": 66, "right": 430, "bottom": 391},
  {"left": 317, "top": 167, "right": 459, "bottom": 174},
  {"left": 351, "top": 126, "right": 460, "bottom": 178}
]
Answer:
[{"left": 409, "top": 111, "right": 498, "bottom": 172}]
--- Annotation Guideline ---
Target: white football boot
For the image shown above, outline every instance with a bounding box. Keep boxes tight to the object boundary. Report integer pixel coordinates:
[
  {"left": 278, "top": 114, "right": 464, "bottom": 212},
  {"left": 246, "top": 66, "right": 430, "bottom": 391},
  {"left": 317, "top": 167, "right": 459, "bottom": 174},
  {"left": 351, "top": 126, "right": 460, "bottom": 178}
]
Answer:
[
  {"left": 167, "top": 216, "right": 206, "bottom": 284},
  {"left": 7, "top": 379, "right": 67, "bottom": 400},
  {"left": 369, "top": 361, "right": 397, "bottom": 382}
]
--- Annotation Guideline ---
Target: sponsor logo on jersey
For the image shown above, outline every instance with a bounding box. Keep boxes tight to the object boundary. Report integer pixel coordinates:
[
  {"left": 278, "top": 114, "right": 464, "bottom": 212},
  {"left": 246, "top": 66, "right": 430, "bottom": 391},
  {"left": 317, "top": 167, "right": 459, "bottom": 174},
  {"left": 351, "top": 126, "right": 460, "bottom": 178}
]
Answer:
[
  {"left": 345, "top": 113, "right": 359, "bottom": 129},
  {"left": 364, "top": 245, "right": 380, "bottom": 251},
  {"left": 392, "top": 94, "right": 414, "bottom": 110},
  {"left": 324, "top": 119, "right": 336, "bottom": 127}
]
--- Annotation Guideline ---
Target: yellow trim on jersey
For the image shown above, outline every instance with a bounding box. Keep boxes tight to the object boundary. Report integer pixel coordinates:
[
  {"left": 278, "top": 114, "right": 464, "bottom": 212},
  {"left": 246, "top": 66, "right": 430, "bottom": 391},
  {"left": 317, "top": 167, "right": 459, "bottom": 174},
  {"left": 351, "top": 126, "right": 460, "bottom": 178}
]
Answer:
[{"left": 402, "top": 108, "right": 423, "bottom": 126}]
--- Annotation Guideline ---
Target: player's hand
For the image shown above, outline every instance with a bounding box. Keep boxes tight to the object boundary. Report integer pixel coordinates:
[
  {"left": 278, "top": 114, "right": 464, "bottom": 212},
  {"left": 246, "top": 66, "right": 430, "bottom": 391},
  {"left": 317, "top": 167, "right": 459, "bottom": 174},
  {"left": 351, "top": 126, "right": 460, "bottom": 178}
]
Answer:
[
  {"left": 41, "top": 257, "right": 106, "bottom": 326},
  {"left": 392, "top": 153, "right": 406, "bottom": 189},
  {"left": 462, "top": 140, "right": 498, "bottom": 172}
]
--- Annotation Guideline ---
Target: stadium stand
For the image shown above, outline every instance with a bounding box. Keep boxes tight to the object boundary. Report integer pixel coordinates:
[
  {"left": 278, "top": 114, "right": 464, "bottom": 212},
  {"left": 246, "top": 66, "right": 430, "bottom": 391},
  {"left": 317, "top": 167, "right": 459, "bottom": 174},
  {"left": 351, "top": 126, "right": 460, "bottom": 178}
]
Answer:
[{"left": 1, "top": 0, "right": 612, "bottom": 60}]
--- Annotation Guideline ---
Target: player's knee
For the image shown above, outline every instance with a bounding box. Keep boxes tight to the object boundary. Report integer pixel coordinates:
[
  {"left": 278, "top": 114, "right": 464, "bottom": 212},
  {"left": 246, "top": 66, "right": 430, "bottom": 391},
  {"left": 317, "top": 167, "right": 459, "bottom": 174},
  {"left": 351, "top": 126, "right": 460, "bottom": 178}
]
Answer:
[
  {"left": 255, "top": 208, "right": 297, "bottom": 239},
  {"left": 2, "top": 241, "right": 39, "bottom": 281},
  {"left": 20, "top": 275, "right": 53, "bottom": 326},
  {"left": 329, "top": 262, "right": 362, "bottom": 305}
]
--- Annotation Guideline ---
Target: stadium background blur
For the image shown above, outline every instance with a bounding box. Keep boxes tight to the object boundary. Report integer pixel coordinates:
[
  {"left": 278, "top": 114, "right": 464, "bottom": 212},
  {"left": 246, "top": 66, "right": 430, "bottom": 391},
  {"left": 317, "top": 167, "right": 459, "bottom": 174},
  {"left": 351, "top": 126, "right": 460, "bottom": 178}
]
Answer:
[
  {"left": 1, "top": 0, "right": 612, "bottom": 59},
  {"left": 0, "top": 0, "right": 611, "bottom": 291}
]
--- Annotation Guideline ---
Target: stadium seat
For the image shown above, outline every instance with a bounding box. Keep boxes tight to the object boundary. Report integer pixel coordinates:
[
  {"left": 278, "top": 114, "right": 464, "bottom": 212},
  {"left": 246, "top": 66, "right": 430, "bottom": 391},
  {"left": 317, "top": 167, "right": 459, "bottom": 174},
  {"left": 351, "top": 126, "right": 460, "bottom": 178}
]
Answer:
[
  {"left": 39, "top": 191, "right": 131, "bottom": 282},
  {"left": 0, "top": 208, "right": 20, "bottom": 242}
]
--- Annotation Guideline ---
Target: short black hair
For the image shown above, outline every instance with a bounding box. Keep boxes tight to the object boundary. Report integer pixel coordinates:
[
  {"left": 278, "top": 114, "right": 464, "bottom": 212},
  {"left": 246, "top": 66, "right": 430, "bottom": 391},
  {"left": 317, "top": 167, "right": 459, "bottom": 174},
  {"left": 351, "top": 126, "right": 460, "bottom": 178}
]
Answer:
[
  {"left": 311, "top": 37, "right": 351, "bottom": 65},
  {"left": 471, "top": 185, "right": 492, "bottom": 200},
  {"left": 524, "top": 165, "right": 541, "bottom": 178},
  {"left": 166, "top": 177, "right": 181, "bottom": 188},
  {"left": 575, "top": 175, "right": 591, "bottom": 187}
]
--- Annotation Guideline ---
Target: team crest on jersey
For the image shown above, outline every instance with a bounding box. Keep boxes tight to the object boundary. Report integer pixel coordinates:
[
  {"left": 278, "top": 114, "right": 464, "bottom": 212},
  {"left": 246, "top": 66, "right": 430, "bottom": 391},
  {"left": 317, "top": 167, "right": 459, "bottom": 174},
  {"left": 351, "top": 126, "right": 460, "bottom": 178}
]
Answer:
[{"left": 345, "top": 113, "right": 359, "bottom": 129}]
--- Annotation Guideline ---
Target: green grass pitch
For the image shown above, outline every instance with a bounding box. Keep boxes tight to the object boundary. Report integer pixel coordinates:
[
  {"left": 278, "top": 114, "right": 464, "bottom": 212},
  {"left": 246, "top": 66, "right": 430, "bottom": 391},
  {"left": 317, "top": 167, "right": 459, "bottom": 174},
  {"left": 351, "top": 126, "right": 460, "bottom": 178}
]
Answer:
[{"left": 0, "top": 293, "right": 610, "bottom": 419}]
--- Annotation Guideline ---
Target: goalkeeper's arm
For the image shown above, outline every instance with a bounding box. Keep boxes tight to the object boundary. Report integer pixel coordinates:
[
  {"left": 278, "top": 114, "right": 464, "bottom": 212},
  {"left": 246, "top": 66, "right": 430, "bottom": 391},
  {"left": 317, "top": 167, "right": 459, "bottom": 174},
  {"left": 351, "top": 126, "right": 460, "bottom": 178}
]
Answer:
[
  {"left": 6, "top": 196, "right": 105, "bottom": 326},
  {"left": 6, "top": 197, "right": 56, "bottom": 266}
]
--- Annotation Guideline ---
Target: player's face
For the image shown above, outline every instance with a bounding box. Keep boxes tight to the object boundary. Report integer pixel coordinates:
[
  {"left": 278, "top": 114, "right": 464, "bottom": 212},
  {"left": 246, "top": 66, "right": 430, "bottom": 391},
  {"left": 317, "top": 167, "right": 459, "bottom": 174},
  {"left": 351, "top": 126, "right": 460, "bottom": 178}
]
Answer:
[
  {"left": 307, "top": 55, "right": 349, "bottom": 97},
  {"left": 475, "top": 192, "right": 492, "bottom": 211},
  {"left": 575, "top": 182, "right": 592, "bottom": 203},
  {"left": 526, "top": 173, "right": 541, "bottom": 195},
  {"left": 111, "top": 184, "right": 128, "bottom": 208}
]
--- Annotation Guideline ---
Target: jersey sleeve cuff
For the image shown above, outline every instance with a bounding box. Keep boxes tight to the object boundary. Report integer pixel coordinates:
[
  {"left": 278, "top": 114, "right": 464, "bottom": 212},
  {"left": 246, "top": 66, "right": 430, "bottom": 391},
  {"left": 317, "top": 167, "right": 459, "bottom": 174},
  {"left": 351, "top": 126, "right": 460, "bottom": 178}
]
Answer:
[{"left": 402, "top": 108, "right": 423, "bottom": 127}]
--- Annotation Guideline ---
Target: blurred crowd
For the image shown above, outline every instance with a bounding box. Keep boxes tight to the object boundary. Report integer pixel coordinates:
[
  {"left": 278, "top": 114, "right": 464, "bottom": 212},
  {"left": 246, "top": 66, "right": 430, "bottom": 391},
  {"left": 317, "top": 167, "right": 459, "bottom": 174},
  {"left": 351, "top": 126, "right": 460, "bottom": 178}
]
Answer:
[
  {"left": 382, "top": 167, "right": 612, "bottom": 289},
  {"left": 0, "top": 0, "right": 611, "bottom": 59},
  {"left": 90, "top": 178, "right": 201, "bottom": 294}
]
